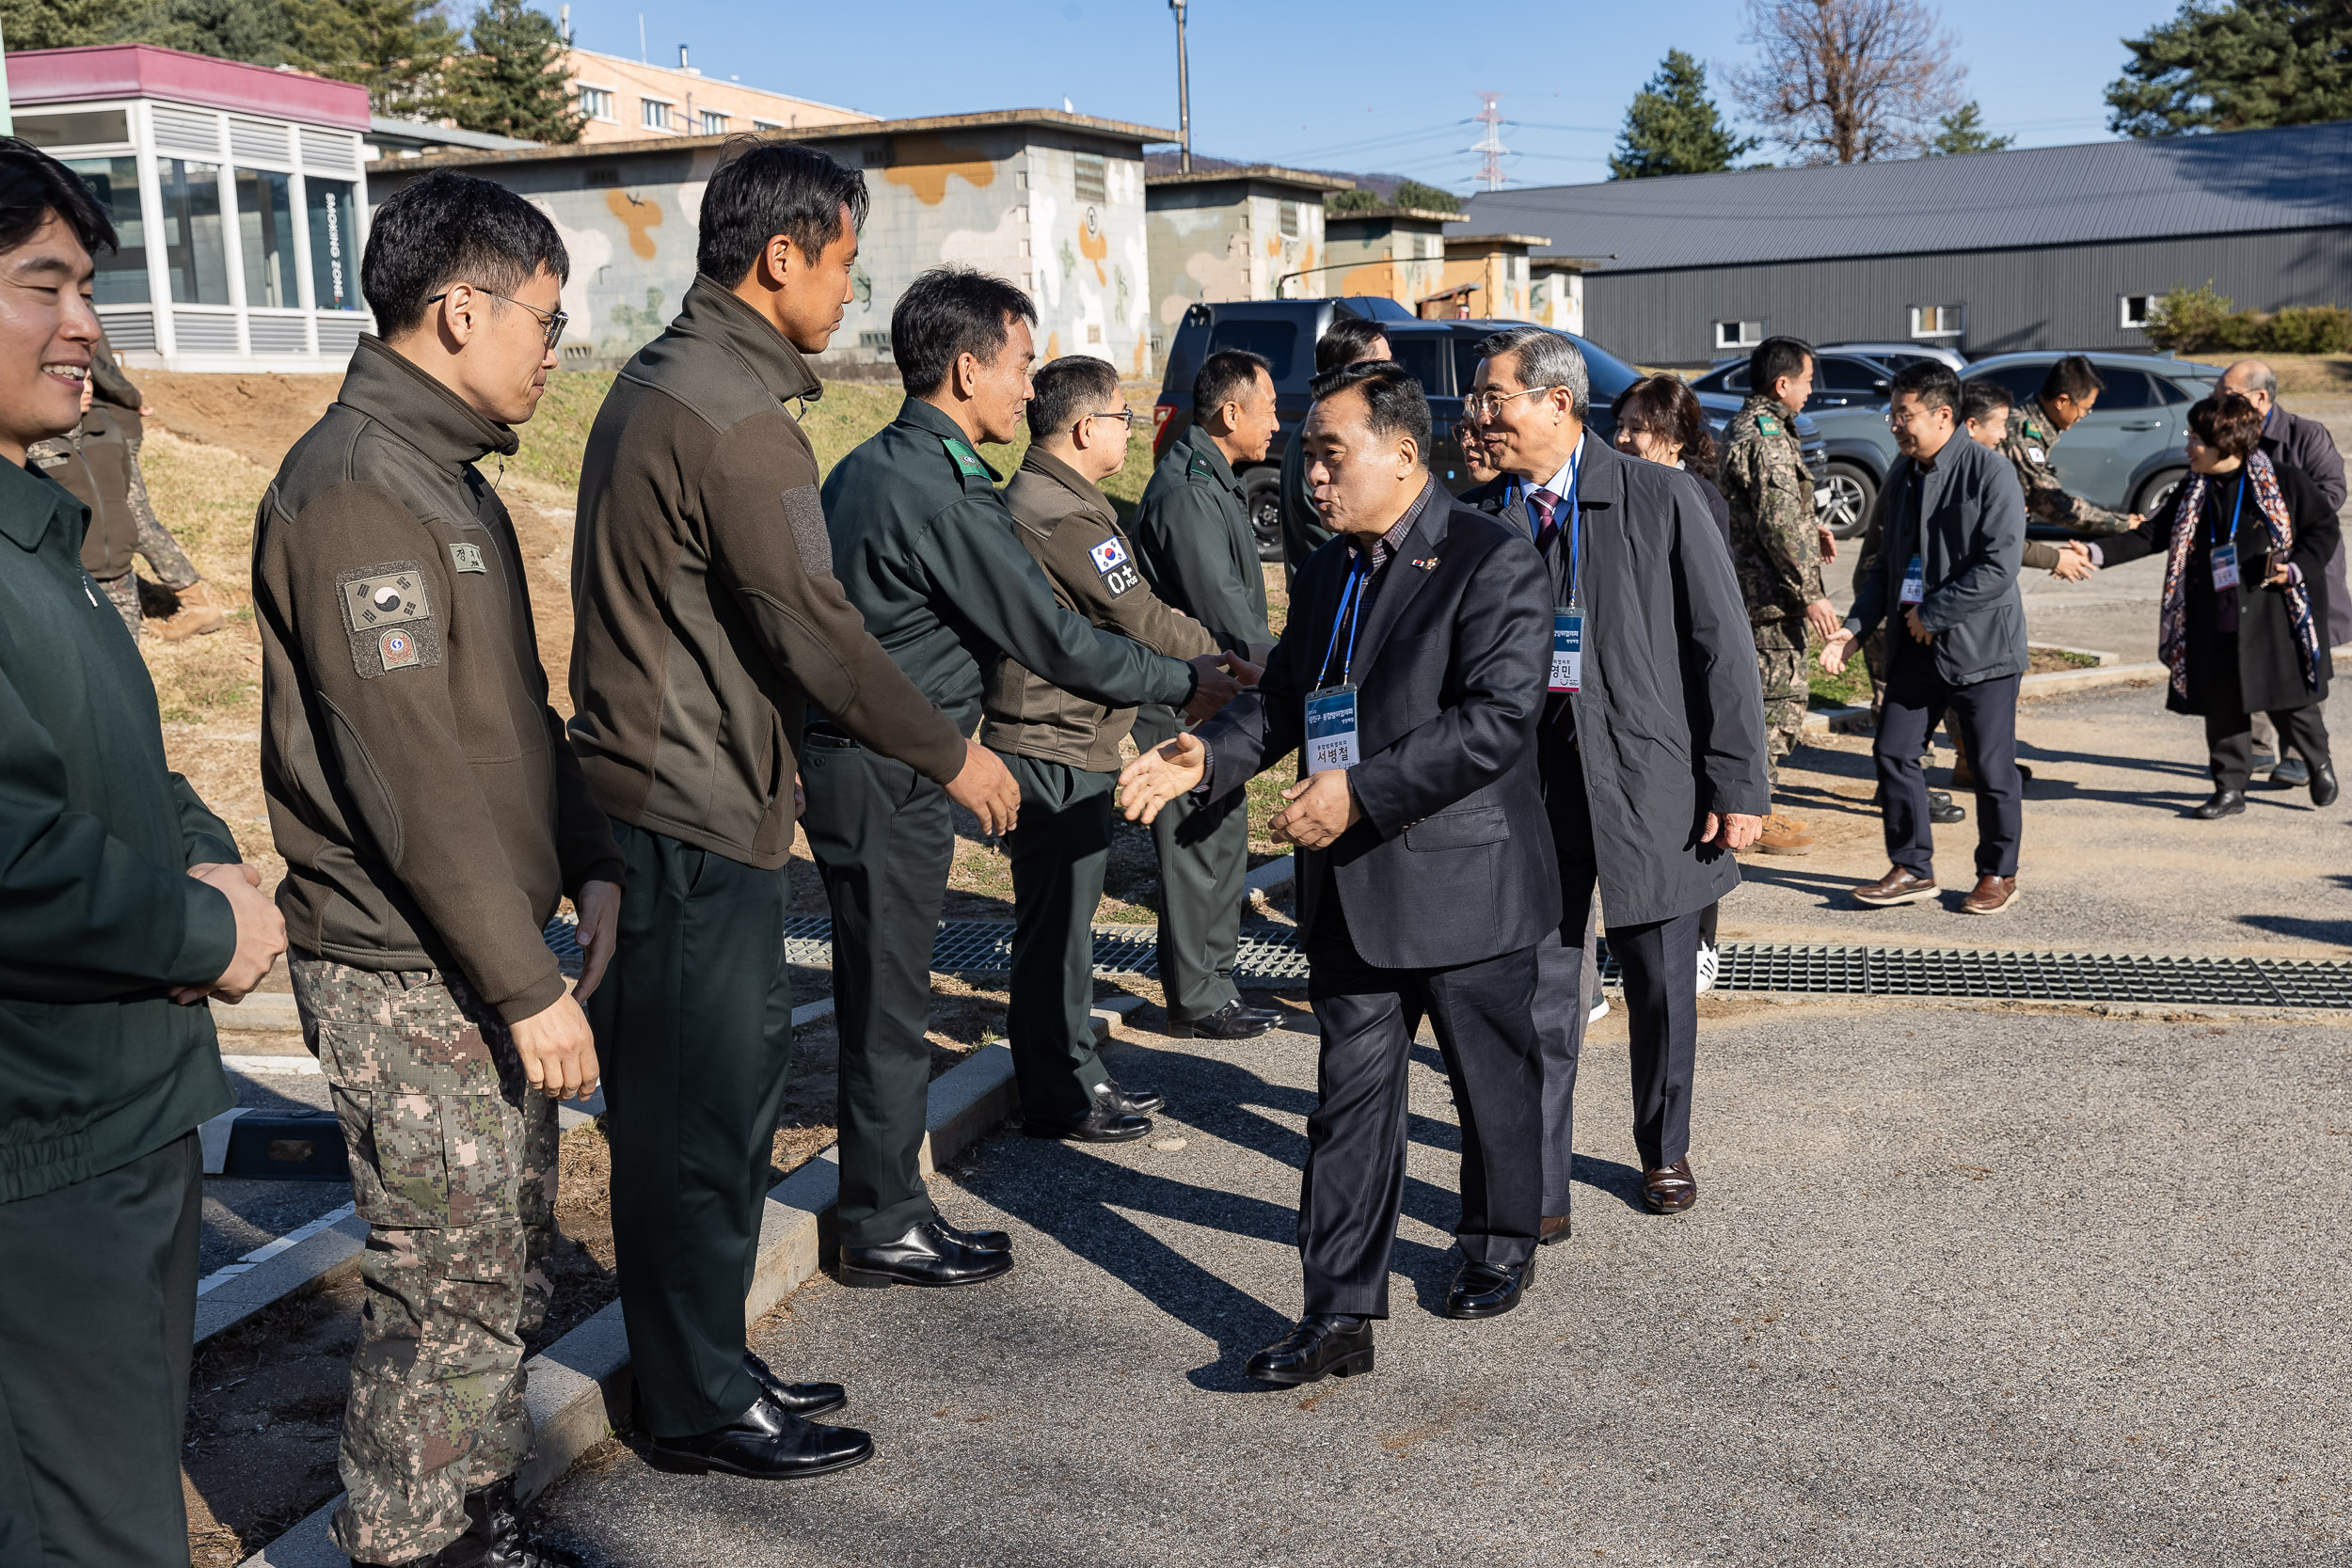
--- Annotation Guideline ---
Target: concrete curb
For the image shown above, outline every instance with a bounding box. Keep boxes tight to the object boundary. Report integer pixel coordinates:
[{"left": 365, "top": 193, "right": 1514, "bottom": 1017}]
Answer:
[
  {"left": 212, "top": 992, "right": 301, "bottom": 1032},
  {"left": 1243, "top": 852, "right": 1295, "bottom": 906},
  {"left": 238, "top": 993, "right": 1150, "bottom": 1568}
]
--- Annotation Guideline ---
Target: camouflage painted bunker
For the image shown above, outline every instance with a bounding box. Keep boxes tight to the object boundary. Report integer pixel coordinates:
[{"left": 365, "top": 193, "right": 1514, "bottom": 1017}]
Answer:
[
  {"left": 1141, "top": 161, "right": 1351, "bottom": 363},
  {"left": 363, "top": 110, "right": 1174, "bottom": 377}
]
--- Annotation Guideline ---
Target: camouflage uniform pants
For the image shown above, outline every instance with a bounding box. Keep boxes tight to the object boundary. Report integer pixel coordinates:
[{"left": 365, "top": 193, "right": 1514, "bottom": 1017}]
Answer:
[
  {"left": 291, "top": 953, "right": 558, "bottom": 1565},
  {"left": 124, "top": 427, "right": 199, "bottom": 591},
  {"left": 1754, "top": 617, "right": 1810, "bottom": 791},
  {"left": 94, "top": 571, "right": 143, "bottom": 635}
]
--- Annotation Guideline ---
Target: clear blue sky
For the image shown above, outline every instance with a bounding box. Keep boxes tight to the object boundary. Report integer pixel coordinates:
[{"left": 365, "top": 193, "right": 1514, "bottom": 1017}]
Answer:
[{"left": 553, "top": 0, "right": 2185, "bottom": 193}]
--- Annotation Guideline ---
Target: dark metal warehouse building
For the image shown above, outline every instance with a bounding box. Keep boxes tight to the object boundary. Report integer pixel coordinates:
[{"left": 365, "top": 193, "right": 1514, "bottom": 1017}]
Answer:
[{"left": 1456, "top": 121, "right": 2352, "bottom": 366}]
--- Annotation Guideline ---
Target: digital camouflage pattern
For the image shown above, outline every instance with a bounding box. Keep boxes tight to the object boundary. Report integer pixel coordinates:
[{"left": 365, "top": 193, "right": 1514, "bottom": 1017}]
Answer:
[
  {"left": 123, "top": 426, "right": 199, "bottom": 590},
  {"left": 292, "top": 955, "right": 557, "bottom": 1566},
  {"left": 2001, "top": 399, "right": 2133, "bottom": 535},
  {"left": 1753, "top": 619, "right": 1809, "bottom": 789},
  {"left": 1720, "top": 392, "right": 1825, "bottom": 626}
]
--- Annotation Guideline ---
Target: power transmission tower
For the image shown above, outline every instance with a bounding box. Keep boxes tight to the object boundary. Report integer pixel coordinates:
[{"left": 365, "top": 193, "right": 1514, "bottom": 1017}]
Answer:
[{"left": 1472, "top": 92, "right": 1507, "bottom": 190}]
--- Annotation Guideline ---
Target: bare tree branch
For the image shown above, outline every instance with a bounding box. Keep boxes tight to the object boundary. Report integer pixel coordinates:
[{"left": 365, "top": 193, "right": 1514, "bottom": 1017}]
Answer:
[{"left": 1728, "top": 0, "right": 1967, "bottom": 164}]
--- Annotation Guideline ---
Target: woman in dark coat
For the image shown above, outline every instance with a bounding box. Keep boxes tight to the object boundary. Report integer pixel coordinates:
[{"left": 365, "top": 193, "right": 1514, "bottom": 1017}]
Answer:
[{"left": 2093, "top": 391, "right": 2337, "bottom": 818}]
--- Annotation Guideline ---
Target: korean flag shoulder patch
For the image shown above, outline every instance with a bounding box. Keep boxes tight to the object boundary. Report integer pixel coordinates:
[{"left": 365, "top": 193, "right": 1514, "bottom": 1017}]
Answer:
[
  {"left": 1089, "top": 534, "right": 1140, "bottom": 596},
  {"left": 336, "top": 560, "right": 443, "bottom": 678}
]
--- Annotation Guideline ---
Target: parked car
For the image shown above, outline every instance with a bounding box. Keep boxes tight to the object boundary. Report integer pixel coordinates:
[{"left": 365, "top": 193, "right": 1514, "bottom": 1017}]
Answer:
[
  {"left": 1153, "top": 303, "right": 1828, "bottom": 557},
  {"left": 1817, "top": 341, "right": 1969, "bottom": 373},
  {"left": 1691, "top": 350, "right": 1900, "bottom": 412},
  {"left": 1963, "top": 352, "right": 2226, "bottom": 522}
]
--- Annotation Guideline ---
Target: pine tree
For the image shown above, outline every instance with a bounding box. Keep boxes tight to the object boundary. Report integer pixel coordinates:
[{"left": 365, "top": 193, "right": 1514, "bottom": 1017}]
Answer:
[
  {"left": 283, "top": 0, "right": 463, "bottom": 119},
  {"left": 440, "top": 0, "right": 583, "bottom": 143},
  {"left": 1926, "top": 102, "right": 2014, "bottom": 155},
  {"left": 2107, "top": 0, "right": 2352, "bottom": 136},
  {"left": 1611, "top": 49, "right": 1758, "bottom": 179},
  {"left": 1388, "top": 178, "right": 1461, "bottom": 214},
  {"left": 0, "top": 0, "right": 131, "bottom": 50}
]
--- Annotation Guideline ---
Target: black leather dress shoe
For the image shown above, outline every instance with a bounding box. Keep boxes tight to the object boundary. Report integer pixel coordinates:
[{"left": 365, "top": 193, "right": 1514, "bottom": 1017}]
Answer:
[
  {"left": 1927, "top": 789, "right": 1966, "bottom": 825},
  {"left": 837, "top": 1219, "right": 1015, "bottom": 1289},
  {"left": 929, "top": 1216, "right": 1010, "bottom": 1254},
  {"left": 1443, "top": 1256, "right": 1534, "bottom": 1320},
  {"left": 1166, "top": 998, "right": 1279, "bottom": 1039},
  {"left": 645, "top": 1394, "right": 873, "bottom": 1481},
  {"left": 2311, "top": 761, "right": 2340, "bottom": 808},
  {"left": 1023, "top": 1102, "right": 1152, "bottom": 1142},
  {"left": 1244, "top": 1314, "right": 1375, "bottom": 1385},
  {"left": 2192, "top": 789, "right": 2247, "bottom": 819},
  {"left": 1098, "top": 1079, "right": 1165, "bottom": 1116},
  {"left": 741, "top": 1352, "right": 846, "bottom": 1418}
]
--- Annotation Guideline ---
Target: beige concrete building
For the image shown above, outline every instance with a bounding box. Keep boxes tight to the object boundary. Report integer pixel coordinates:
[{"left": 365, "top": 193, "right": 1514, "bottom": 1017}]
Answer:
[
  {"left": 1419, "top": 232, "right": 1547, "bottom": 320},
  {"left": 1318, "top": 205, "right": 1455, "bottom": 314},
  {"left": 564, "top": 47, "right": 873, "bottom": 144},
  {"left": 1143, "top": 162, "right": 1350, "bottom": 361}
]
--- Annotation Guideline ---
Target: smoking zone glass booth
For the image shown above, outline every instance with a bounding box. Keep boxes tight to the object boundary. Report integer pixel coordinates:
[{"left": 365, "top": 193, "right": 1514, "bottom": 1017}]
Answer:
[{"left": 9, "top": 43, "right": 373, "bottom": 371}]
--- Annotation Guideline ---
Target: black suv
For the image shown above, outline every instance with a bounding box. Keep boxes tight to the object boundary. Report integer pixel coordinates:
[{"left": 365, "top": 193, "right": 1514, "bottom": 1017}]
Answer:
[{"left": 1155, "top": 301, "right": 1829, "bottom": 557}]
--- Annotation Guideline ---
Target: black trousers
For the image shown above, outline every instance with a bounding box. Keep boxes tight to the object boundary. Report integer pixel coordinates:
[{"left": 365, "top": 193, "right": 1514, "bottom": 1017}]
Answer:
[
  {"left": 0, "top": 1132, "right": 201, "bottom": 1567},
  {"left": 591, "top": 820, "right": 795, "bottom": 1438},
  {"left": 998, "top": 752, "right": 1118, "bottom": 1122},
  {"left": 1875, "top": 651, "right": 2023, "bottom": 879},
  {"left": 1300, "top": 895, "right": 1541, "bottom": 1318},
  {"left": 1135, "top": 710, "right": 1248, "bottom": 1022},
  {"left": 800, "top": 734, "right": 953, "bottom": 1251},
  {"left": 2207, "top": 703, "right": 2331, "bottom": 792}
]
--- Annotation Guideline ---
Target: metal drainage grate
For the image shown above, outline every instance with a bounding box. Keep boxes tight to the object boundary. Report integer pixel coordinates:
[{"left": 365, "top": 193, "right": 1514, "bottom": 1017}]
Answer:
[{"left": 548, "top": 919, "right": 2352, "bottom": 1011}]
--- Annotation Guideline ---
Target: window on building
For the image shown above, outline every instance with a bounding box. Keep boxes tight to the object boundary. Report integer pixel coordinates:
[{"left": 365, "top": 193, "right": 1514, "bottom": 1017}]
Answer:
[
  {"left": 699, "top": 110, "right": 728, "bottom": 135},
  {"left": 1279, "top": 201, "right": 1299, "bottom": 240},
  {"left": 577, "top": 86, "right": 614, "bottom": 120},
  {"left": 234, "top": 168, "right": 297, "bottom": 308},
  {"left": 17, "top": 109, "right": 130, "bottom": 149},
  {"left": 2120, "top": 294, "right": 2154, "bottom": 329},
  {"left": 157, "top": 159, "right": 229, "bottom": 306},
  {"left": 306, "top": 179, "right": 360, "bottom": 311},
  {"left": 1073, "top": 151, "right": 1106, "bottom": 205},
  {"left": 1715, "top": 320, "right": 1763, "bottom": 350},
  {"left": 1910, "top": 304, "right": 1963, "bottom": 339},
  {"left": 753, "top": 119, "right": 783, "bottom": 132},
  {"left": 64, "top": 156, "right": 149, "bottom": 305},
  {"left": 642, "top": 98, "right": 672, "bottom": 131}
]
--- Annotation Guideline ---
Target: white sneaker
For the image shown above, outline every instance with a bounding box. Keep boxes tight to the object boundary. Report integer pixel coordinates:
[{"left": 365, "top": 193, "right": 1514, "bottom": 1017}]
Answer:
[
  {"left": 1586, "top": 993, "right": 1611, "bottom": 1026},
  {"left": 1694, "top": 941, "right": 1720, "bottom": 996}
]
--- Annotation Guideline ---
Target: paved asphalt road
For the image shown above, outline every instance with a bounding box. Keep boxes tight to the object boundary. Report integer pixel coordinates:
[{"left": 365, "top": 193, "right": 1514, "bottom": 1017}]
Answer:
[{"left": 531, "top": 1002, "right": 2352, "bottom": 1566}]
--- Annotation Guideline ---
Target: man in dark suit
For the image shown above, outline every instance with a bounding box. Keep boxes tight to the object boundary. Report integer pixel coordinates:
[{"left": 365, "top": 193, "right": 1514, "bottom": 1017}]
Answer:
[
  {"left": 1466, "top": 325, "right": 1770, "bottom": 1227},
  {"left": 1119, "top": 361, "right": 1557, "bottom": 1386}
]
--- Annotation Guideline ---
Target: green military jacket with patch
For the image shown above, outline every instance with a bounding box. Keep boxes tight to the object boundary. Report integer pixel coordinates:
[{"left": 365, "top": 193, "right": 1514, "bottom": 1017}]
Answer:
[
  {"left": 818, "top": 398, "right": 1196, "bottom": 736},
  {"left": 0, "top": 456, "right": 237, "bottom": 1202},
  {"left": 1719, "top": 392, "right": 1823, "bottom": 626},
  {"left": 1999, "top": 399, "right": 2131, "bottom": 534},
  {"left": 1131, "top": 434, "right": 1274, "bottom": 655}
]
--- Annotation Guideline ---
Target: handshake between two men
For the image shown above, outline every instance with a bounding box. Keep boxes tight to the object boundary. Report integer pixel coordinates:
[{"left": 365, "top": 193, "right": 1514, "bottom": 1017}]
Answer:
[{"left": 945, "top": 649, "right": 1263, "bottom": 836}]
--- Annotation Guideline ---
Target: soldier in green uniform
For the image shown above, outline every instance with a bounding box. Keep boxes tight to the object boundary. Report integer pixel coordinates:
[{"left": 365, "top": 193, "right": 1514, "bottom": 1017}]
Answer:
[
  {"left": 1130, "top": 348, "right": 1283, "bottom": 1037},
  {"left": 1717, "top": 336, "right": 1836, "bottom": 856},
  {"left": 1277, "top": 313, "right": 1391, "bottom": 590},
  {"left": 255, "top": 174, "right": 616, "bottom": 1568},
  {"left": 2000, "top": 354, "right": 2139, "bottom": 537},
  {"left": 982, "top": 355, "right": 1234, "bottom": 1135},
  {"left": 0, "top": 139, "right": 285, "bottom": 1568},
  {"left": 808, "top": 267, "right": 1239, "bottom": 1288}
]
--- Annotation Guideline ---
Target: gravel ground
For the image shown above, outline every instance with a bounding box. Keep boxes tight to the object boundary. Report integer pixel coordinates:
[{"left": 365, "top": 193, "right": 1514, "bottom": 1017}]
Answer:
[{"left": 528, "top": 1000, "right": 2352, "bottom": 1566}]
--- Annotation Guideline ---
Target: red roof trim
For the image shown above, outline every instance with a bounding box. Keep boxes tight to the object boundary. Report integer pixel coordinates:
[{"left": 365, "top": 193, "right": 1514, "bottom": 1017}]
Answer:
[{"left": 7, "top": 44, "right": 371, "bottom": 130}]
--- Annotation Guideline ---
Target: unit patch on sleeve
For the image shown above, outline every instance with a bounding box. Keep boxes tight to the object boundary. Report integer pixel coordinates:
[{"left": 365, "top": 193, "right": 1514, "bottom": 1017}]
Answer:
[
  {"left": 336, "top": 560, "right": 443, "bottom": 678},
  {"left": 1089, "top": 534, "right": 1140, "bottom": 594},
  {"left": 450, "top": 542, "right": 486, "bottom": 574}
]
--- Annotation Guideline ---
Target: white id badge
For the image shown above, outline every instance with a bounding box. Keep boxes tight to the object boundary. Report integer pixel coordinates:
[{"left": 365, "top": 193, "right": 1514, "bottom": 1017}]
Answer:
[
  {"left": 1550, "top": 610, "right": 1582, "bottom": 693},
  {"left": 2211, "top": 542, "right": 2241, "bottom": 592},
  {"left": 1899, "top": 554, "right": 1926, "bottom": 606},
  {"left": 1305, "top": 684, "right": 1359, "bottom": 774}
]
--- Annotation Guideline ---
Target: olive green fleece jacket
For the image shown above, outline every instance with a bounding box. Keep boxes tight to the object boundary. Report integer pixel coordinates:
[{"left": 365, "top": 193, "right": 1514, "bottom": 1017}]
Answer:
[
  {"left": 0, "top": 457, "right": 238, "bottom": 1202},
  {"left": 567, "top": 279, "right": 968, "bottom": 867},
  {"left": 254, "top": 339, "right": 624, "bottom": 1025}
]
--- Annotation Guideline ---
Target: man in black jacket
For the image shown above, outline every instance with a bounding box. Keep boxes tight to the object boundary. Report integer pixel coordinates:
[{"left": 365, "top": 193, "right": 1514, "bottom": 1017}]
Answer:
[
  {"left": 1824, "top": 361, "right": 2028, "bottom": 916},
  {"left": 1120, "top": 361, "right": 1557, "bottom": 1385},
  {"left": 0, "top": 138, "right": 284, "bottom": 1568},
  {"left": 1467, "top": 325, "right": 1769, "bottom": 1227}
]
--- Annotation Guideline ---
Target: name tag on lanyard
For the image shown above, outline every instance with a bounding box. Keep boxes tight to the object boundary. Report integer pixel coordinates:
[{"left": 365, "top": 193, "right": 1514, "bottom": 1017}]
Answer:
[
  {"left": 1551, "top": 608, "right": 1582, "bottom": 692},
  {"left": 1899, "top": 554, "right": 1926, "bottom": 606},
  {"left": 2211, "top": 542, "right": 2240, "bottom": 592},
  {"left": 1306, "top": 684, "right": 1359, "bottom": 773}
]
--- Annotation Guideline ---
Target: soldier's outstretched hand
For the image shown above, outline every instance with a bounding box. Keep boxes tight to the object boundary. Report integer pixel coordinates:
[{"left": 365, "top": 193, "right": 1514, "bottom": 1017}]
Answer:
[
  {"left": 1119, "top": 734, "right": 1208, "bottom": 824},
  {"left": 1818, "top": 627, "right": 1855, "bottom": 674},
  {"left": 1184, "top": 655, "right": 1242, "bottom": 723}
]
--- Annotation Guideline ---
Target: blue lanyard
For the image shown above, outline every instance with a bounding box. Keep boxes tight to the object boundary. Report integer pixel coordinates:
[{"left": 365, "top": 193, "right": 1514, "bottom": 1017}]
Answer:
[
  {"left": 1319, "top": 557, "right": 1369, "bottom": 687},
  {"left": 2214, "top": 473, "right": 2246, "bottom": 553}
]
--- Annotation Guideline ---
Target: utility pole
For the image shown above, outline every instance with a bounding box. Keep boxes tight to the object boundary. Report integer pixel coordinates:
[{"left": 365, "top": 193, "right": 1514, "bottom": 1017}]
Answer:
[
  {"left": 1168, "top": 0, "right": 1191, "bottom": 174},
  {"left": 1473, "top": 91, "right": 1507, "bottom": 191}
]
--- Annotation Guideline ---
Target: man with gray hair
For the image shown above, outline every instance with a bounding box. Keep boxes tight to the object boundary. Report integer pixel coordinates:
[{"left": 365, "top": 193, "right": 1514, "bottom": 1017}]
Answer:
[
  {"left": 2220, "top": 357, "right": 2346, "bottom": 646},
  {"left": 1467, "top": 325, "right": 1769, "bottom": 1227}
]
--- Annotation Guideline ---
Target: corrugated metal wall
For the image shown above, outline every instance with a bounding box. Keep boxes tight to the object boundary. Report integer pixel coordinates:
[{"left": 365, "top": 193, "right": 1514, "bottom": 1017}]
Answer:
[{"left": 1585, "top": 226, "right": 2352, "bottom": 365}]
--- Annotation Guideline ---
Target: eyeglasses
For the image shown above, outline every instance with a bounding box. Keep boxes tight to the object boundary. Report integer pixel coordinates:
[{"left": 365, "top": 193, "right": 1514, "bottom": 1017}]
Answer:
[
  {"left": 425, "top": 288, "right": 569, "bottom": 350},
  {"left": 1463, "top": 385, "right": 1562, "bottom": 420},
  {"left": 1078, "top": 407, "right": 1136, "bottom": 432}
]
